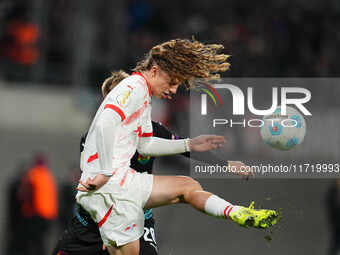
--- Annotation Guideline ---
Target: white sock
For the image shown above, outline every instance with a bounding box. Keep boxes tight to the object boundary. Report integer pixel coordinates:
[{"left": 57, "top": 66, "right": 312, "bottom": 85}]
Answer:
[{"left": 204, "top": 195, "right": 241, "bottom": 218}]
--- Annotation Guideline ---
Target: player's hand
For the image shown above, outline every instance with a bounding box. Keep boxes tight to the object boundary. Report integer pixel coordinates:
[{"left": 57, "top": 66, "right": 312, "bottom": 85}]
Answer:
[
  {"left": 227, "top": 161, "right": 254, "bottom": 179},
  {"left": 189, "top": 135, "right": 225, "bottom": 152},
  {"left": 77, "top": 174, "right": 110, "bottom": 192}
]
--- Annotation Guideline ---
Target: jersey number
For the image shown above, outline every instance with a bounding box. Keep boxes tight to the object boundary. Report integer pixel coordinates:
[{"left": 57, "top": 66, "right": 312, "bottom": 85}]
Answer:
[{"left": 143, "top": 227, "right": 156, "bottom": 243}]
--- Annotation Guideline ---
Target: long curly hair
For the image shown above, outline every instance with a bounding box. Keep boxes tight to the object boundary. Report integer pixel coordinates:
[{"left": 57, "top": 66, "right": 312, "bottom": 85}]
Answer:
[{"left": 133, "top": 38, "right": 230, "bottom": 88}]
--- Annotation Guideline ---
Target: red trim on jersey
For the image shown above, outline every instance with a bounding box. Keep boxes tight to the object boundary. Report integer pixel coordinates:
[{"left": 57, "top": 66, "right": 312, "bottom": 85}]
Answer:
[
  {"left": 112, "top": 168, "right": 118, "bottom": 176},
  {"left": 119, "top": 169, "right": 135, "bottom": 187},
  {"left": 120, "top": 170, "right": 129, "bottom": 187},
  {"left": 123, "top": 101, "right": 148, "bottom": 125},
  {"left": 131, "top": 72, "right": 152, "bottom": 96},
  {"left": 136, "top": 126, "right": 142, "bottom": 136},
  {"left": 98, "top": 204, "right": 114, "bottom": 227},
  {"left": 135, "top": 125, "right": 153, "bottom": 137},
  {"left": 87, "top": 153, "right": 98, "bottom": 163},
  {"left": 141, "top": 132, "right": 153, "bottom": 137},
  {"left": 104, "top": 104, "right": 126, "bottom": 121}
]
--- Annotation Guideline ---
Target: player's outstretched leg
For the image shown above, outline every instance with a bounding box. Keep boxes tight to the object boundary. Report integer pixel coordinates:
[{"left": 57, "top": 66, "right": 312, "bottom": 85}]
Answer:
[{"left": 145, "top": 175, "right": 278, "bottom": 229}]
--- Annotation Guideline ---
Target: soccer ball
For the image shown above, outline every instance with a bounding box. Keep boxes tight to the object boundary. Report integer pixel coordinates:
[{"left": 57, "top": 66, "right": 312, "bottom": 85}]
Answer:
[{"left": 260, "top": 106, "right": 306, "bottom": 150}]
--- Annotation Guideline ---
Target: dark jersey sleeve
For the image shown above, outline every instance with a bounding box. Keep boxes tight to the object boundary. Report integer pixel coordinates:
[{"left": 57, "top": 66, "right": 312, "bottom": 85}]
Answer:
[
  {"left": 151, "top": 122, "right": 173, "bottom": 139},
  {"left": 152, "top": 122, "right": 227, "bottom": 165},
  {"left": 80, "top": 132, "right": 88, "bottom": 153}
]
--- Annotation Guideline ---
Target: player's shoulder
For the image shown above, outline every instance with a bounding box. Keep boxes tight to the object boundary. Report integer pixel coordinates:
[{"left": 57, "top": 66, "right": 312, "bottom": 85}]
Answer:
[
  {"left": 109, "top": 75, "right": 148, "bottom": 99},
  {"left": 105, "top": 75, "right": 148, "bottom": 110},
  {"left": 119, "top": 74, "right": 148, "bottom": 92}
]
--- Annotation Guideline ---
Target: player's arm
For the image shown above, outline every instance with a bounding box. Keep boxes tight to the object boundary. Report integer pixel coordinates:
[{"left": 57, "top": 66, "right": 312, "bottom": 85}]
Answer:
[
  {"left": 78, "top": 110, "right": 121, "bottom": 191},
  {"left": 138, "top": 107, "right": 225, "bottom": 156},
  {"left": 95, "top": 110, "right": 120, "bottom": 176},
  {"left": 151, "top": 122, "right": 228, "bottom": 160},
  {"left": 79, "top": 82, "right": 145, "bottom": 191},
  {"left": 151, "top": 122, "right": 252, "bottom": 177},
  {"left": 137, "top": 134, "right": 225, "bottom": 156}
]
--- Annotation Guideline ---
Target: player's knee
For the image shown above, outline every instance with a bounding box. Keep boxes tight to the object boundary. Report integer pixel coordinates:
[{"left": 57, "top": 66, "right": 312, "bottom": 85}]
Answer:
[
  {"left": 178, "top": 175, "right": 201, "bottom": 188},
  {"left": 187, "top": 177, "right": 202, "bottom": 191},
  {"left": 178, "top": 176, "right": 202, "bottom": 201}
]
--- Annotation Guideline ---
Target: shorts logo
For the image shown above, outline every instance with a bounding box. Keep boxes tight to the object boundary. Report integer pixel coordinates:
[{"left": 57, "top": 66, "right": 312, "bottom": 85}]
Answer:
[
  {"left": 124, "top": 223, "right": 137, "bottom": 232},
  {"left": 116, "top": 90, "right": 131, "bottom": 108},
  {"left": 138, "top": 154, "right": 151, "bottom": 165}
]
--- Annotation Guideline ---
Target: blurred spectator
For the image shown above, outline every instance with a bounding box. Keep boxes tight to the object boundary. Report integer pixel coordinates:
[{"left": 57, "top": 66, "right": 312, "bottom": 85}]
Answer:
[
  {"left": 0, "top": 2, "right": 40, "bottom": 81},
  {"left": 4, "top": 19, "right": 39, "bottom": 66},
  {"left": 6, "top": 154, "right": 58, "bottom": 255},
  {"left": 2, "top": 0, "right": 340, "bottom": 85}
]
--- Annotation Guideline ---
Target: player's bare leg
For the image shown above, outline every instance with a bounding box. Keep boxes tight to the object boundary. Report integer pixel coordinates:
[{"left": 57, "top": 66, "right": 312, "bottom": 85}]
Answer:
[
  {"left": 145, "top": 176, "right": 210, "bottom": 209},
  {"left": 106, "top": 239, "right": 139, "bottom": 255},
  {"left": 145, "top": 175, "right": 278, "bottom": 228}
]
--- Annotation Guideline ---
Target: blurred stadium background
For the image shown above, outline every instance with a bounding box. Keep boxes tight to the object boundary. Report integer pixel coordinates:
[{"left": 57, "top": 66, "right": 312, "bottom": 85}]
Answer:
[{"left": 0, "top": 0, "right": 339, "bottom": 254}]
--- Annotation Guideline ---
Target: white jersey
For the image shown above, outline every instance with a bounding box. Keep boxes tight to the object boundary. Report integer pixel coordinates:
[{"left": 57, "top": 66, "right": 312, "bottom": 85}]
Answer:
[
  {"left": 76, "top": 73, "right": 189, "bottom": 246},
  {"left": 80, "top": 73, "right": 152, "bottom": 181}
]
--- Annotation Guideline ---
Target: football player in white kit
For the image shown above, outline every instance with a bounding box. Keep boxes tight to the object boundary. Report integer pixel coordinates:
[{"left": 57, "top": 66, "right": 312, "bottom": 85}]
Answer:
[{"left": 77, "top": 39, "right": 279, "bottom": 255}]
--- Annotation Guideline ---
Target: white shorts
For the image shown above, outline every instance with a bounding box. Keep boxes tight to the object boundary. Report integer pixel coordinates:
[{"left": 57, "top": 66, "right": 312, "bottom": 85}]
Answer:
[{"left": 76, "top": 169, "right": 154, "bottom": 246}]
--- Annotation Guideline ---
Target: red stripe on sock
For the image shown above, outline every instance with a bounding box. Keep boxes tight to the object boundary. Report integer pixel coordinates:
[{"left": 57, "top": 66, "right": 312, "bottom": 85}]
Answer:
[
  {"left": 227, "top": 206, "right": 234, "bottom": 216},
  {"left": 224, "top": 205, "right": 230, "bottom": 217}
]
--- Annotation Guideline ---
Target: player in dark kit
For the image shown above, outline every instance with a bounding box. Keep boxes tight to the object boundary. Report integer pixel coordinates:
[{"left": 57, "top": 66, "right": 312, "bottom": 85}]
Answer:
[
  {"left": 53, "top": 120, "right": 247, "bottom": 255},
  {"left": 53, "top": 70, "right": 252, "bottom": 255}
]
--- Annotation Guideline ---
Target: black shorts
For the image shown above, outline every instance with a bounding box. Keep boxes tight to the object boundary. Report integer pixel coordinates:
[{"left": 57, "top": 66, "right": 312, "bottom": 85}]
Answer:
[{"left": 52, "top": 205, "right": 158, "bottom": 255}]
